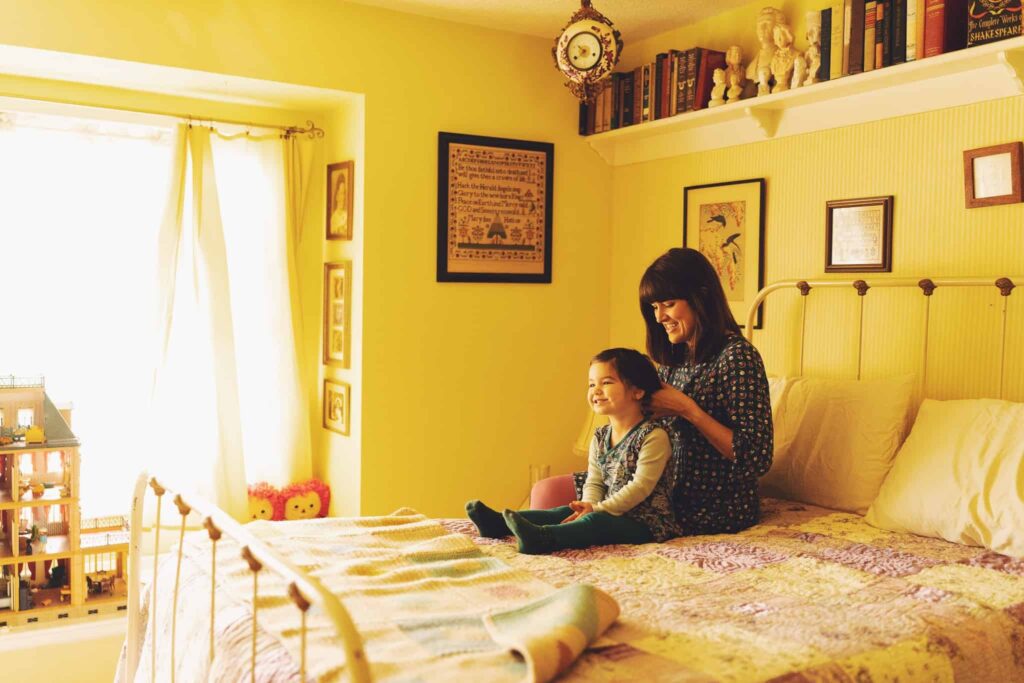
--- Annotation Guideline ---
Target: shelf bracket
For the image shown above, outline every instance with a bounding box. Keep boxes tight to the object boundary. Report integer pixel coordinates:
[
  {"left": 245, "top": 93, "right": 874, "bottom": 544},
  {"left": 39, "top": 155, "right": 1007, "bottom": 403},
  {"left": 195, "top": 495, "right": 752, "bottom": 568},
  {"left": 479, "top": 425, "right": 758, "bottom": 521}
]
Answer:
[
  {"left": 997, "top": 50, "right": 1024, "bottom": 94},
  {"left": 743, "top": 107, "right": 779, "bottom": 138}
]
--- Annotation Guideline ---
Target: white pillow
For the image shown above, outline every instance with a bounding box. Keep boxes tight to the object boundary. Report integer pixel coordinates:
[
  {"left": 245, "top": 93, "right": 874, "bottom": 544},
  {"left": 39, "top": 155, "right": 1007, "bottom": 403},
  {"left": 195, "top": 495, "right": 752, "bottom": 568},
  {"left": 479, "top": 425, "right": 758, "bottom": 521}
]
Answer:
[
  {"left": 866, "top": 398, "right": 1024, "bottom": 557},
  {"left": 760, "top": 374, "right": 916, "bottom": 514}
]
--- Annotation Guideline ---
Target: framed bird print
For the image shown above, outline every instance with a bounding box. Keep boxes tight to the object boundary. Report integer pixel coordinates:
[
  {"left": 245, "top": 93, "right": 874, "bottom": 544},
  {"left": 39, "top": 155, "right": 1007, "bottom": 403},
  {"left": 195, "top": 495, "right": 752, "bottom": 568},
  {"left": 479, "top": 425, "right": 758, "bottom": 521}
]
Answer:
[{"left": 683, "top": 178, "right": 766, "bottom": 329}]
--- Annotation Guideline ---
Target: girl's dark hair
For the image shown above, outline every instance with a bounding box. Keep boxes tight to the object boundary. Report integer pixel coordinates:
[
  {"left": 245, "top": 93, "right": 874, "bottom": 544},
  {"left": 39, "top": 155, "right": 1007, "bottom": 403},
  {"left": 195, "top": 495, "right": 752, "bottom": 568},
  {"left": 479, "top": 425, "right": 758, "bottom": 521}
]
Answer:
[
  {"left": 638, "top": 247, "right": 740, "bottom": 366},
  {"left": 591, "top": 348, "right": 661, "bottom": 401}
]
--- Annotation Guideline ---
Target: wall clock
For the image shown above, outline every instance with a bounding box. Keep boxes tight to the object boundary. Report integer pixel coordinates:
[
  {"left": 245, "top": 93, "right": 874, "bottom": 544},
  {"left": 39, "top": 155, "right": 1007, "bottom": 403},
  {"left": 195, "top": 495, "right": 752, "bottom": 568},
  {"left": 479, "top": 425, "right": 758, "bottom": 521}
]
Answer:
[{"left": 552, "top": 0, "right": 623, "bottom": 103}]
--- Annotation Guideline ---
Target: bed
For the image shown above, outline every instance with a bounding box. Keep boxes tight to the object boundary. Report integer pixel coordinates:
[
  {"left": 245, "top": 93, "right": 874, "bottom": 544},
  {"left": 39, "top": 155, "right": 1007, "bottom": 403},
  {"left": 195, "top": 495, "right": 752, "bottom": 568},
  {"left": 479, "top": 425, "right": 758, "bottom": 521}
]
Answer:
[{"left": 119, "top": 275, "right": 1024, "bottom": 682}]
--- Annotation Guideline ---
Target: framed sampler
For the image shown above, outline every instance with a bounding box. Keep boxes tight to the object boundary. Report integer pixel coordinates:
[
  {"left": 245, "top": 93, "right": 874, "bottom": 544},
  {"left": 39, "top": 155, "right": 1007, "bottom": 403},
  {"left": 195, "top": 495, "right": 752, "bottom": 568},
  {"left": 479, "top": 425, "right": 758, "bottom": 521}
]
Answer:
[
  {"left": 437, "top": 132, "right": 553, "bottom": 283},
  {"left": 825, "top": 196, "right": 893, "bottom": 273}
]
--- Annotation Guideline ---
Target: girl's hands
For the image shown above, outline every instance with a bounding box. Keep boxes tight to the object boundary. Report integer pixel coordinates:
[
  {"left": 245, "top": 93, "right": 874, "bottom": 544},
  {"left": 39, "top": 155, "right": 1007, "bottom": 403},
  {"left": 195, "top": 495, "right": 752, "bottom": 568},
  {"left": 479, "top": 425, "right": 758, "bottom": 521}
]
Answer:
[
  {"left": 560, "top": 500, "right": 594, "bottom": 524},
  {"left": 649, "top": 382, "right": 699, "bottom": 421}
]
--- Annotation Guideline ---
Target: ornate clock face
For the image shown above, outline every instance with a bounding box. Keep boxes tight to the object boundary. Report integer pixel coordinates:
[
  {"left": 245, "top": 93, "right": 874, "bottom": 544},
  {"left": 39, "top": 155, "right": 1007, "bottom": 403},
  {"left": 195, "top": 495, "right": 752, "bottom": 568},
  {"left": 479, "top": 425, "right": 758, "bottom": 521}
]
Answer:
[{"left": 567, "top": 31, "right": 603, "bottom": 71}]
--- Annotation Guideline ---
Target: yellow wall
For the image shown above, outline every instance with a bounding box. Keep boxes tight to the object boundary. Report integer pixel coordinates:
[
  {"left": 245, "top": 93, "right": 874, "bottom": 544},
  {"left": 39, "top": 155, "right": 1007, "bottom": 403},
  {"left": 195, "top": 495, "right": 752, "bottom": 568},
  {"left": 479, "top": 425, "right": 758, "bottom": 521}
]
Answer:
[
  {"left": 608, "top": 1, "right": 1024, "bottom": 403},
  {"left": 0, "top": 0, "right": 612, "bottom": 517}
]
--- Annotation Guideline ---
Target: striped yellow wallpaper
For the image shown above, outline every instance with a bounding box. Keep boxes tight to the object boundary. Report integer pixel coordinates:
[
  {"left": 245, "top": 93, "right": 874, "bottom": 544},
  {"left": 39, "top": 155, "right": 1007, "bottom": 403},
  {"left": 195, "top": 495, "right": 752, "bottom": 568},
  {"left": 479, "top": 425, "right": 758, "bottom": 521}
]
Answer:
[{"left": 609, "top": 94, "right": 1024, "bottom": 402}]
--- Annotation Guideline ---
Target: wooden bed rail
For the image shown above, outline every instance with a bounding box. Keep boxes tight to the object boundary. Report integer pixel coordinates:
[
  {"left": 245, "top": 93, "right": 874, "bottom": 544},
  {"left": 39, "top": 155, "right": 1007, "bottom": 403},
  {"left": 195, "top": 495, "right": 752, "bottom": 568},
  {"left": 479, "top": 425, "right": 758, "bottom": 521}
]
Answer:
[
  {"left": 125, "top": 472, "right": 372, "bottom": 683},
  {"left": 744, "top": 276, "right": 1020, "bottom": 398}
]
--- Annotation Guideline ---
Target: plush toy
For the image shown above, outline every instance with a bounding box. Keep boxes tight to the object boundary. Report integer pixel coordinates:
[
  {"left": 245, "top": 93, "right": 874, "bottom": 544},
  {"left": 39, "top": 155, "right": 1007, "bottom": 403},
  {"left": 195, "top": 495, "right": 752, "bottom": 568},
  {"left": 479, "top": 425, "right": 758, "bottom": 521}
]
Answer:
[
  {"left": 248, "top": 482, "right": 284, "bottom": 521},
  {"left": 281, "top": 479, "right": 331, "bottom": 520}
]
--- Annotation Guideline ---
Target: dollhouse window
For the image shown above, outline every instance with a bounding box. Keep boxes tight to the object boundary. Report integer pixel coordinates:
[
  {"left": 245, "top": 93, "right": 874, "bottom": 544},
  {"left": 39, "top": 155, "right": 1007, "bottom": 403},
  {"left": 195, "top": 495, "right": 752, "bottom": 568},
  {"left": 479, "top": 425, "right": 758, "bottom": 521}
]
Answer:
[{"left": 17, "top": 409, "right": 33, "bottom": 427}]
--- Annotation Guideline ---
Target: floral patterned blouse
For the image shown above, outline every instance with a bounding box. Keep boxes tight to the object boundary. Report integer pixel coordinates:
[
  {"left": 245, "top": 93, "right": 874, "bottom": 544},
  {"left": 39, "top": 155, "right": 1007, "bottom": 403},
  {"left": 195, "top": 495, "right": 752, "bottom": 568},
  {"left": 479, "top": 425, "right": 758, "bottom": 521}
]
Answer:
[{"left": 658, "top": 334, "right": 773, "bottom": 534}]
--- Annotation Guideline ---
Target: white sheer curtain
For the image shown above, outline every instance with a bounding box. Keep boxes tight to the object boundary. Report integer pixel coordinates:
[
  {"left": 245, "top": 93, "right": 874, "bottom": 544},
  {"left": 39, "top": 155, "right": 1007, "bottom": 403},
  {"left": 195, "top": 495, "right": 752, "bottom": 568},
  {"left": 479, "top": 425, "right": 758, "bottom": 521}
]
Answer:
[
  {"left": 0, "top": 112, "right": 314, "bottom": 520},
  {"left": 151, "top": 124, "right": 314, "bottom": 520}
]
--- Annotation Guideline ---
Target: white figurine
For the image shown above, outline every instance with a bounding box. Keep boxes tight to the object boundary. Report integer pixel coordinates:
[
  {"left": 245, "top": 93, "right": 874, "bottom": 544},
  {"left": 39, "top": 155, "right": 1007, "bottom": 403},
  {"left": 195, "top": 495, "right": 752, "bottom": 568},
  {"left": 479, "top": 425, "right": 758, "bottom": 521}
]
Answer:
[
  {"left": 709, "top": 68, "right": 727, "bottom": 107},
  {"left": 746, "top": 7, "right": 785, "bottom": 97},
  {"left": 769, "top": 20, "right": 806, "bottom": 93},
  {"left": 803, "top": 11, "right": 822, "bottom": 86},
  {"left": 726, "top": 70, "right": 744, "bottom": 103},
  {"left": 723, "top": 45, "right": 746, "bottom": 102}
]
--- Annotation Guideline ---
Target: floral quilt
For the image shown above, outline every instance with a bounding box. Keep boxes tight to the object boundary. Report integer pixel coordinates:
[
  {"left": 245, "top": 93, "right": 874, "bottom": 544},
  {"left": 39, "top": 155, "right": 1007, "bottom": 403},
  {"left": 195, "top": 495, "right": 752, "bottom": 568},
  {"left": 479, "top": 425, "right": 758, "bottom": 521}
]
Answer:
[{"left": 442, "top": 498, "right": 1024, "bottom": 682}]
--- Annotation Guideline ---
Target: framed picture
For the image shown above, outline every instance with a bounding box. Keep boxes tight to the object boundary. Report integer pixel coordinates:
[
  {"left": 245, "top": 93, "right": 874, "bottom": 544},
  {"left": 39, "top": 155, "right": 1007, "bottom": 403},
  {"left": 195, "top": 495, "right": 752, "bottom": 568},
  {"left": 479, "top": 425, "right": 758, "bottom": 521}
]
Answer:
[
  {"left": 322, "top": 261, "right": 352, "bottom": 368},
  {"left": 825, "top": 196, "right": 893, "bottom": 273},
  {"left": 683, "top": 178, "right": 766, "bottom": 329},
  {"left": 963, "top": 142, "right": 1023, "bottom": 208},
  {"left": 437, "top": 132, "right": 553, "bottom": 283},
  {"left": 323, "top": 379, "right": 350, "bottom": 436},
  {"left": 326, "top": 160, "right": 354, "bottom": 240}
]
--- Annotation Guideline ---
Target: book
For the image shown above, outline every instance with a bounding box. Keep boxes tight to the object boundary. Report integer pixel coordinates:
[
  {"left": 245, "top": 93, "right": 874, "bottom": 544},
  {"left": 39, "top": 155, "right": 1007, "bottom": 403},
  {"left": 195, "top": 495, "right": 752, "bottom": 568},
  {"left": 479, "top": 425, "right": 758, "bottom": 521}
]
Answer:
[
  {"left": 692, "top": 48, "right": 726, "bottom": 110},
  {"left": 843, "top": 0, "right": 854, "bottom": 74},
  {"left": 632, "top": 66, "right": 643, "bottom": 126},
  {"left": 654, "top": 52, "right": 668, "bottom": 119},
  {"left": 673, "top": 50, "right": 690, "bottom": 115},
  {"left": 923, "top": 0, "right": 969, "bottom": 57},
  {"left": 831, "top": 2, "right": 845, "bottom": 79},
  {"left": 578, "top": 101, "right": 588, "bottom": 136},
  {"left": 915, "top": 0, "right": 927, "bottom": 58},
  {"left": 864, "top": 1, "right": 878, "bottom": 70},
  {"left": 892, "top": 0, "right": 908, "bottom": 64},
  {"left": 686, "top": 48, "right": 702, "bottom": 111},
  {"left": 968, "top": 0, "right": 1023, "bottom": 47},
  {"left": 661, "top": 50, "right": 682, "bottom": 119},
  {"left": 905, "top": 0, "right": 918, "bottom": 60},
  {"left": 609, "top": 73, "right": 621, "bottom": 130},
  {"left": 641, "top": 63, "right": 653, "bottom": 123},
  {"left": 621, "top": 71, "right": 635, "bottom": 127},
  {"left": 876, "top": 1, "right": 886, "bottom": 66},
  {"left": 820, "top": 9, "right": 833, "bottom": 80},
  {"left": 849, "top": 0, "right": 867, "bottom": 74}
]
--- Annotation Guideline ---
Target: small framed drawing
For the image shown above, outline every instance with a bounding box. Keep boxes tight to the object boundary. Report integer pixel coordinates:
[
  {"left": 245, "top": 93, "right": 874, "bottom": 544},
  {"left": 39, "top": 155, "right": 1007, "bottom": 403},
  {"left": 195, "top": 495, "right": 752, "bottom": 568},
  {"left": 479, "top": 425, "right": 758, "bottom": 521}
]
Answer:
[
  {"left": 437, "top": 132, "right": 553, "bottom": 283},
  {"left": 963, "top": 142, "right": 1023, "bottom": 208},
  {"left": 323, "top": 261, "right": 352, "bottom": 368},
  {"left": 326, "top": 160, "right": 354, "bottom": 240},
  {"left": 323, "top": 379, "right": 350, "bottom": 436},
  {"left": 825, "top": 196, "right": 893, "bottom": 273},
  {"left": 683, "top": 178, "right": 766, "bottom": 328}
]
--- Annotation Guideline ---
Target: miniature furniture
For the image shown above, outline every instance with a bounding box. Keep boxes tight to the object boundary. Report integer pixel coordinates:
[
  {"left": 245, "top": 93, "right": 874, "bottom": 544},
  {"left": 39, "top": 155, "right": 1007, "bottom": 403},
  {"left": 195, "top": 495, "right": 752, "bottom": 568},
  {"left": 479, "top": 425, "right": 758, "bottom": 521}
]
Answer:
[{"left": 0, "top": 376, "right": 128, "bottom": 628}]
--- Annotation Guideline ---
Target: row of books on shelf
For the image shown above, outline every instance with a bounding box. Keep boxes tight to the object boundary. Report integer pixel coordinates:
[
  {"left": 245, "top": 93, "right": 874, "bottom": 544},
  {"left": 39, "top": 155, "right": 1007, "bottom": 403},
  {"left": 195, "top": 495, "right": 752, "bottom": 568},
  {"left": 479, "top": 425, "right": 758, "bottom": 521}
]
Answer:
[
  {"left": 579, "top": 0, "right": 1022, "bottom": 137},
  {"left": 579, "top": 47, "right": 726, "bottom": 135}
]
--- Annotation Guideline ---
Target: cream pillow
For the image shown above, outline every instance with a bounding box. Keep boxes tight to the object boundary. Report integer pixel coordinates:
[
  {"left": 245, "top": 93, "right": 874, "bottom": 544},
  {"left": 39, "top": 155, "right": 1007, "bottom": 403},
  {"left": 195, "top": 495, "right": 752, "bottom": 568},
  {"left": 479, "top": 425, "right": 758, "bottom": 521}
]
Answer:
[
  {"left": 866, "top": 398, "right": 1024, "bottom": 557},
  {"left": 759, "top": 374, "right": 916, "bottom": 514}
]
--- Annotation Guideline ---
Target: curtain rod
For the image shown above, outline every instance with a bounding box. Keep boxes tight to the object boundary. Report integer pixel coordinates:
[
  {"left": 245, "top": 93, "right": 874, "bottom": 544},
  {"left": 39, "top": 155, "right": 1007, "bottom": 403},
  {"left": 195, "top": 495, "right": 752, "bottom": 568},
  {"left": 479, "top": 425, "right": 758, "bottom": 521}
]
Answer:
[{"left": 0, "top": 91, "right": 325, "bottom": 138}]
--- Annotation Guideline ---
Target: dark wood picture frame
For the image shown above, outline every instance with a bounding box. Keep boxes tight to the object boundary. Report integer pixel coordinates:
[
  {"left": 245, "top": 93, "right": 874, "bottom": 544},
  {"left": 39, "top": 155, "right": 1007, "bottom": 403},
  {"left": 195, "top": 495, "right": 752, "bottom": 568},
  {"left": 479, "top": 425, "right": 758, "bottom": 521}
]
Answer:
[
  {"left": 963, "top": 142, "right": 1023, "bottom": 209},
  {"left": 322, "top": 261, "right": 352, "bottom": 368},
  {"left": 825, "top": 196, "right": 894, "bottom": 273},
  {"left": 437, "top": 132, "right": 553, "bottom": 283},
  {"left": 326, "top": 160, "right": 354, "bottom": 241},
  {"left": 683, "top": 178, "right": 766, "bottom": 329}
]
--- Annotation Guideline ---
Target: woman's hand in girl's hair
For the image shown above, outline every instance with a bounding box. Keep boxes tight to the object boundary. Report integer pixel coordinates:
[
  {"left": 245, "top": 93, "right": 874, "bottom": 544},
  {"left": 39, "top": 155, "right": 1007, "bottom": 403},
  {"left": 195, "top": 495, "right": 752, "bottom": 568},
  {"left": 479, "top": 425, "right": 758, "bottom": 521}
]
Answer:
[
  {"left": 561, "top": 500, "right": 594, "bottom": 524},
  {"left": 649, "top": 382, "right": 699, "bottom": 421}
]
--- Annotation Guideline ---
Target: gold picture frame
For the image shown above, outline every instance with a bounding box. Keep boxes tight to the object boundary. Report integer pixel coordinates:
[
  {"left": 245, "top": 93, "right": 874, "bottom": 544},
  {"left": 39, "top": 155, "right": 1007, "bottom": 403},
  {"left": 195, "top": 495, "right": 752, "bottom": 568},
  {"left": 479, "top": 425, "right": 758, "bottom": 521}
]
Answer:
[
  {"left": 825, "top": 196, "right": 893, "bottom": 273},
  {"left": 683, "top": 178, "right": 766, "bottom": 329},
  {"left": 323, "top": 379, "right": 350, "bottom": 436},
  {"left": 326, "top": 160, "right": 354, "bottom": 241},
  {"left": 323, "top": 261, "right": 352, "bottom": 368}
]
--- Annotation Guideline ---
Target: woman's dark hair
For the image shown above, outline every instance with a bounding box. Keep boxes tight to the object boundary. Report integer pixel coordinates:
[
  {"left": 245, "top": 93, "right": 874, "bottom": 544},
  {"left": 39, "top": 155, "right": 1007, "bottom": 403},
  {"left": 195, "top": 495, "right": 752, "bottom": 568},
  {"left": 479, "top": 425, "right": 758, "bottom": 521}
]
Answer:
[
  {"left": 591, "top": 348, "right": 661, "bottom": 402},
  {"left": 638, "top": 248, "right": 740, "bottom": 366}
]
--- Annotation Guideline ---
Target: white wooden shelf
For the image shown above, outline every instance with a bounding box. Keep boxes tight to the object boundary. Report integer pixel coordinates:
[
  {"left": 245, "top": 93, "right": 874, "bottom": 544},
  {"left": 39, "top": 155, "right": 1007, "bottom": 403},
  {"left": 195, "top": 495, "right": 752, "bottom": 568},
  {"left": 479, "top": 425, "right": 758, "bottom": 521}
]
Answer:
[{"left": 587, "top": 36, "right": 1024, "bottom": 166}]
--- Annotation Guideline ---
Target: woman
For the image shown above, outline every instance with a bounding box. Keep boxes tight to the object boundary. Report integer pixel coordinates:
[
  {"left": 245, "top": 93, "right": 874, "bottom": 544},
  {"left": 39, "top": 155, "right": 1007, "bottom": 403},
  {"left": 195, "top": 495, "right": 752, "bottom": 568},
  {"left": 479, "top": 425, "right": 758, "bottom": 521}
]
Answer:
[{"left": 640, "top": 247, "right": 773, "bottom": 534}]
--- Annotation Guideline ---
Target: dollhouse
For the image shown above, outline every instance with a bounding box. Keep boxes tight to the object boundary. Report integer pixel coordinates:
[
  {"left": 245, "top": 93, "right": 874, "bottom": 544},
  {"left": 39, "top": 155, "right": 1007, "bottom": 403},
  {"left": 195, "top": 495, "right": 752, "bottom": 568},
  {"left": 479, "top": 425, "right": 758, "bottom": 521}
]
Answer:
[{"left": 0, "top": 376, "right": 128, "bottom": 628}]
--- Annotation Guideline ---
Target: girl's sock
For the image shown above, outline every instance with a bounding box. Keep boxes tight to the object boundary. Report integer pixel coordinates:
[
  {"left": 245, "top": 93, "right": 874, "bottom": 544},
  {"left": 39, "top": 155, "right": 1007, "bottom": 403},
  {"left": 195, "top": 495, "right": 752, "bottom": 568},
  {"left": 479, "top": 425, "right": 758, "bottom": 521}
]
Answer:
[
  {"left": 465, "top": 500, "right": 510, "bottom": 538},
  {"left": 503, "top": 509, "right": 554, "bottom": 554}
]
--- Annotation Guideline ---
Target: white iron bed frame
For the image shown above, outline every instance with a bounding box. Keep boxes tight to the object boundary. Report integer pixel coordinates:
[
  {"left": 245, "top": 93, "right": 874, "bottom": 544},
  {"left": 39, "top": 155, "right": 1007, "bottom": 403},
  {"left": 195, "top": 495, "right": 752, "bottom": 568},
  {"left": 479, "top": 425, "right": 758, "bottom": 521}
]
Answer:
[{"left": 124, "top": 275, "right": 1018, "bottom": 682}]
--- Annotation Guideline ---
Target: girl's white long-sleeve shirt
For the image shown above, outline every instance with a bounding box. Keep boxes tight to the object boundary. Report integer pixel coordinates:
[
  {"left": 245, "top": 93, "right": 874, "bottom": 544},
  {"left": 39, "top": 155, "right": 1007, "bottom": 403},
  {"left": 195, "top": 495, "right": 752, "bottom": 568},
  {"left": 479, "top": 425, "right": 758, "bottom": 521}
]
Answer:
[{"left": 581, "top": 428, "right": 670, "bottom": 515}]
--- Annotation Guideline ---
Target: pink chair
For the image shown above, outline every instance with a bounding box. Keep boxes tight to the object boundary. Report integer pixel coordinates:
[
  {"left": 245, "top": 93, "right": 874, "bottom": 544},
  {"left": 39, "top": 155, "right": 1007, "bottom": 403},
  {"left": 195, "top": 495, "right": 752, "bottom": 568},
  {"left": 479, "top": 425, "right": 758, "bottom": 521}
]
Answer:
[{"left": 529, "top": 474, "right": 576, "bottom": 509}]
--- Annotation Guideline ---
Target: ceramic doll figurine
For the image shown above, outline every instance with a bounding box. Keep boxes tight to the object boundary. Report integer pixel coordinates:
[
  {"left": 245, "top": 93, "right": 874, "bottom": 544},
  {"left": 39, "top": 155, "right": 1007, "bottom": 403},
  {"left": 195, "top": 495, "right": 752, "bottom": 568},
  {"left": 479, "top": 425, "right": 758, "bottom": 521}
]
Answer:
[
  {"left": 723, "top": 45, "right": 745, "bottom": 100},
  {"left": 726, "top": 70, "right": 744, "bottom": 103},
  {"left": 769, "top": 20, "right": 806, "bottom": 93},
  {"left": 746, "top": 7, "right": 785, "bottom": 96},
  {"left": 709, "top": 68, "right": 727, "bottom": 107},
  {"left": 803, "top": 11, "right": 822, "bottom": 86}
]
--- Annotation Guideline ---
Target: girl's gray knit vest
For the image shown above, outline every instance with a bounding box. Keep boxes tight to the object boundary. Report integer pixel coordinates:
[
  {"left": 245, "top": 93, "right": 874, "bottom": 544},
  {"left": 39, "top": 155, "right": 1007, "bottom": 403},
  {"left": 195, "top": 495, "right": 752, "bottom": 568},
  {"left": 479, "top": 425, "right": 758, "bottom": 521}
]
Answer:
[{"left": 594, "top": 421, "right": 682, "bottom": 542}]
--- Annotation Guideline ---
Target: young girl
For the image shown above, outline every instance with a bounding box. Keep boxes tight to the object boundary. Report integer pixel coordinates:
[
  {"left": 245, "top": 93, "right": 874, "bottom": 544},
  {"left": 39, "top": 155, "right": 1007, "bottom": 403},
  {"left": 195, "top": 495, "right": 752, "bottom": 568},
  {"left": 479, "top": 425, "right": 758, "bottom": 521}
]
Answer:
[{"left": 466, "top": 348, "right": 681, "bottom": 554}]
